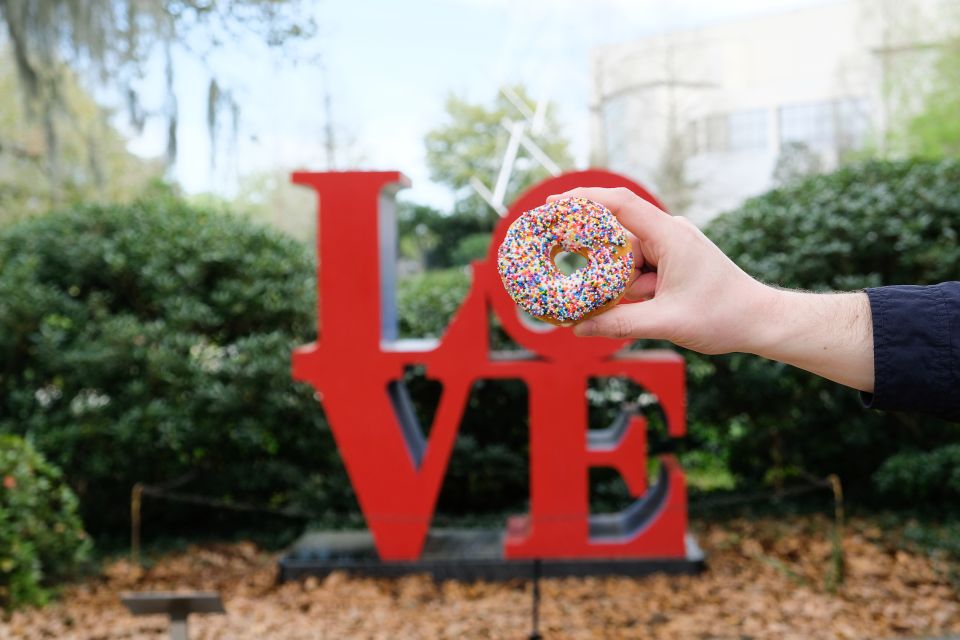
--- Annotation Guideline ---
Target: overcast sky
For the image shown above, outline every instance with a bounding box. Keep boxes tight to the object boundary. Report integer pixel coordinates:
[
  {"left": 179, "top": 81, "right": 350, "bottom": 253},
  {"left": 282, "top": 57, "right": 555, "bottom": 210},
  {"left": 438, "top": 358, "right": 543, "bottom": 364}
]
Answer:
[{"left": 126, "top": 0, "right": 835, "bottom": 210}]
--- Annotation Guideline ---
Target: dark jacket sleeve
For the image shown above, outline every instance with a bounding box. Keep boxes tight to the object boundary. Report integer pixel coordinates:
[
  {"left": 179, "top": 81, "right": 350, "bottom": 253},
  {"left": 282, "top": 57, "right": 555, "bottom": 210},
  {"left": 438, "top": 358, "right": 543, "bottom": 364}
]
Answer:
[{"left": 861, "top": 282, "right": 960, "bottom": 422}]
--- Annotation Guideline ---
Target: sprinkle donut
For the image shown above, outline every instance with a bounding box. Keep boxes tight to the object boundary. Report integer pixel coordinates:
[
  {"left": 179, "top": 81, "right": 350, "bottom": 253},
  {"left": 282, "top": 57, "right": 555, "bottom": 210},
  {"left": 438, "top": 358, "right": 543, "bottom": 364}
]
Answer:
[{"left": 497, "top": 197, "right": 634, "bottom": 326}]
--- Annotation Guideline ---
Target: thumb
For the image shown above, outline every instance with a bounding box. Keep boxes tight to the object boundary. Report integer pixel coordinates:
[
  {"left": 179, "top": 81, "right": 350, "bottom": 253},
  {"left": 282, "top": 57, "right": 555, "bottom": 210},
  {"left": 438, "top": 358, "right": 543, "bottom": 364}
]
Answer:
[{"left": 573, "top": 301, "right": 669, "bottom": 340}]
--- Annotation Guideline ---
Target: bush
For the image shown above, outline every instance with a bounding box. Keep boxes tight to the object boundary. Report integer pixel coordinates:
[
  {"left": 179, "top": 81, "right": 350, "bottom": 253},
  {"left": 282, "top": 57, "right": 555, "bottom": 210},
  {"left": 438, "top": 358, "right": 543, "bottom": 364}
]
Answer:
[
  {"left": 450, "top": 232, "right": 492, "bottom": 266},
  {"left": 0, "top": 195, "right": 348, "bottom": 534},
  {"left": 397, "top": 202, "right": 492, "bottom": 269},
  {"left": 873, "top": 445, "right": 960, "bottom": 503},
  {"left": 0, "top": 434, "right": 91, "bottom": 609},
  {"left": 397, "top": 268, "right": 471, "bottom": 339},
  {"left": 695, "top": 159, "right": 960, "bottom": 498}
]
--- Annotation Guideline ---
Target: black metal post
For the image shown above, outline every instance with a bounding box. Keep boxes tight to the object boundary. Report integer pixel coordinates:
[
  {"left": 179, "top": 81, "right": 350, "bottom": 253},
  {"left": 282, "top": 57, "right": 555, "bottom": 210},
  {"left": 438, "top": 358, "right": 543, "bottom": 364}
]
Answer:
[{"left": 529, "top": 558, "right": 542, "bottom": 640}]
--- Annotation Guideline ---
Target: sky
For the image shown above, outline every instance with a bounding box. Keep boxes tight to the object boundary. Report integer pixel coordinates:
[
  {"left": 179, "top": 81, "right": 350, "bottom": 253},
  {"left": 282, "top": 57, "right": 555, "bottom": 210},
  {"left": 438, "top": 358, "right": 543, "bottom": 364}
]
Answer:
[{"left": 126, "top": 0, "right": 835, "bottom": 210}]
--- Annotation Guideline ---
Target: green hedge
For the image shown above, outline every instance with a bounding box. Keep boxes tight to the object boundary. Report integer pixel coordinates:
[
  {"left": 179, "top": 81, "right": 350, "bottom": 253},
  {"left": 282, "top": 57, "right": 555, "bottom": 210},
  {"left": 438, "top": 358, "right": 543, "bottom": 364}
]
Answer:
[
  {"left": 0, "top": 196, "right": 344, "bottom": 534},
  {"left": 873, "top": 445, "right": 960, "bottom": 503},
  {"left": 693, "top": 159, "right": 960, "bottom": 499},
  {"left": 0, "top": 435, "right": 90, "bottom": 609}
]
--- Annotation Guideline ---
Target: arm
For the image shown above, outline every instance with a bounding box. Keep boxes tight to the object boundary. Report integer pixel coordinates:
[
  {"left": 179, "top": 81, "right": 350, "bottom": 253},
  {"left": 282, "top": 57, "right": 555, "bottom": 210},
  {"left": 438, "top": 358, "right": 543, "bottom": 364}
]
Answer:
[
  {"left": 751, "top": 289, "right": 874, "bottom": 393},
  {"left": 549, "top": 188, "right": 877, "bottom": 390}
]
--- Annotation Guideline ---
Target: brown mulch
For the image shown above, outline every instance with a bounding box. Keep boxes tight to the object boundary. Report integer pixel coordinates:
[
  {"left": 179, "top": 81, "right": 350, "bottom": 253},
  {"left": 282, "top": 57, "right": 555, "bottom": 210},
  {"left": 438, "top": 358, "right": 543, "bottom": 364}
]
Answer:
[{"left": 2, "top": 516, "right": 959, "bottom": 639}]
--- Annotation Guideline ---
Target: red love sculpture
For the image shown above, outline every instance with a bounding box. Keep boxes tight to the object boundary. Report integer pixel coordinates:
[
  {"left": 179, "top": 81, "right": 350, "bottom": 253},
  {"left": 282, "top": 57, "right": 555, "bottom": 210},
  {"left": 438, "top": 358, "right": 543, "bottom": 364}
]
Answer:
[{"left": 292, "top": 169, "right": 687, "bottom": 561}]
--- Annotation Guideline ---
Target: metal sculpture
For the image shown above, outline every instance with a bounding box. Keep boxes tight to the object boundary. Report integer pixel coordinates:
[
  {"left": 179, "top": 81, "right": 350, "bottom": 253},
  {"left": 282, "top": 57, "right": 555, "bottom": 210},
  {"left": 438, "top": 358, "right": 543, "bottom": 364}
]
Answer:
[{"left": 291, "top": 169, "right": 688, "bottom": 564}]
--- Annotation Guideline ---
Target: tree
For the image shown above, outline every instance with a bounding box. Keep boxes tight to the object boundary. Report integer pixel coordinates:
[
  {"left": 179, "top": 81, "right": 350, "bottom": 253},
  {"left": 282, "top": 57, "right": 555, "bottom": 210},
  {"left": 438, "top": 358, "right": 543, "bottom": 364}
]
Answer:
[
  {"left": 0, "top": 53, "right": 162, "bottom": 221},
  {"left": 897, "top": 39, "right": 960, "bottom": 158},
  {"left": 863, "top": 0, "right": 960, "bottom": 158},
  {"left": 396, "top": 201, "right": 490, "bottom": 270},
  {"left": 424, "top": 85, "right": 573, "bottom": 220},
  {"left": 230, "top": 168, "right": 318, "bottom": 245},
  {"left": 652, "top": 91, "right": 700, "bottom": 215},
  {"left": 772, "top": 141, "right": 824, "bottom": 187},
  {"left": 0, "top": 0, "right": 315, "bottom": 196}
]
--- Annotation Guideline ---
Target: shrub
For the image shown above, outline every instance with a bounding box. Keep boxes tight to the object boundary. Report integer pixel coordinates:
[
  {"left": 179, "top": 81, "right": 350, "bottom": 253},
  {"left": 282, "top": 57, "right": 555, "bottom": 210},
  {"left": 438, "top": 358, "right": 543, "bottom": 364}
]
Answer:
[
  {"left": 397, "top": 268, "right": 471, "bottom": 339},
  {"left": 450, "top": 232, "right": 492, "bottom": 266},
  {"left": 397, "top": 202, "right": 492, "bottom": 269},
  {"left": 695, "top": 159, "right": 960, "bottom": 498},
  {"left": 0, "top": 434, "right": 91, "bottom": 609},
  {"left": 873, "top": 445, "right": 960, "bottom": 503},
  {"left": 0, "top": 195, "right": 346, "bottom": 534}
]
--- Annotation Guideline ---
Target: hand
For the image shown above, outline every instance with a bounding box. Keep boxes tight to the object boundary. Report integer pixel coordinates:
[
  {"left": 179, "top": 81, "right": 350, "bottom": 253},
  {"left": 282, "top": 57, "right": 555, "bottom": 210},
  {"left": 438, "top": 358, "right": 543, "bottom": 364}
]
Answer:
[
  {"left": 547, "top": 187, "right": 875, "bottom": 392},
  {"left": 548, "top": 187, "right": 774, "bottom": 355}
]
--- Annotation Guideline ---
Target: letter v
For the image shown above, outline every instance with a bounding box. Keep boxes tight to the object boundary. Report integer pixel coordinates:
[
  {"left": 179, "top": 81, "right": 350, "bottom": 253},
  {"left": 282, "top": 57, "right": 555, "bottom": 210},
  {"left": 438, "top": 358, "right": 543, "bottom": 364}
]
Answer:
[{"left": 316, "top": 367, "right": 472, "bottom": 560}]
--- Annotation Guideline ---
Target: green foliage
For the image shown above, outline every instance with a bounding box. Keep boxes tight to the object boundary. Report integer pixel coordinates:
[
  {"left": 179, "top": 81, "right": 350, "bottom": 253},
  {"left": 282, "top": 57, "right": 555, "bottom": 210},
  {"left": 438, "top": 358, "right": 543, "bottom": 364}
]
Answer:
[
  {"left": 397, "top": 202, "right": 492, "bottom": 269},
  {"left": 220, "top": 169, "right": 318, "bottom": 245},
  {"left": 873, "top": 445, "right": 960, "bottom": 503},
  {"left": 696, "top": 159, "right": 960, "bottom": 498},
  {"left": 397, "top": 269, "right": 472, "bottom": 340},
  {"left": 0, "top": 434, "right": 91, "bottom": 609},
  {"left": 450, "top": 233, "right": 491, "bottom": 267},
  {"left": 0, "top": 1, "right": 314, "bottom": 175},
  {"left": 0, "top": 55, "right": 162, "bottom": 221},
  {"left": 772, "top": 141, "right": 824, "bottom": 187},
  {"left": 894, "top": 38, "right": 960, "bottom": 159},
  {"left": 424, "top": 85, "right": 573, "bottom": 218},
  {"left": 437, "top": 377, "right": 530, "bottom": 515},
  {"left": 0, "top": 195, "right": 344, "bottom": 534}
]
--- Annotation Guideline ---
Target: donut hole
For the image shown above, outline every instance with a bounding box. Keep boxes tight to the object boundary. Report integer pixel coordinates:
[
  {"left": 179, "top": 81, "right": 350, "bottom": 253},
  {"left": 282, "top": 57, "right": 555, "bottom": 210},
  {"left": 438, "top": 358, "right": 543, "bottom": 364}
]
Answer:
[{"left": 553, "top": 250, "right": 589, "bottom": 276}]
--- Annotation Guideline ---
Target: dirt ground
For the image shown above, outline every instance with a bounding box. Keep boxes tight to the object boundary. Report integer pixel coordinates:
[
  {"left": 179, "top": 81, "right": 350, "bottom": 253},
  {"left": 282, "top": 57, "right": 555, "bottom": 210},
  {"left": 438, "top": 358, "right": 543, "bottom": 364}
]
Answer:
[{"left": 3, "top": 516, "right": 959, "bottom": 639}]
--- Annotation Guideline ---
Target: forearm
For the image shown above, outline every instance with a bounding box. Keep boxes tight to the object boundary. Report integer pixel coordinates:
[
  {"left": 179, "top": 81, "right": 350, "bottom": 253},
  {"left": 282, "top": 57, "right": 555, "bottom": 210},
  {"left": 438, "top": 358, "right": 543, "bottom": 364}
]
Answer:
[{"left": 746, "top": 287, "right": 875, "bottom": 392}]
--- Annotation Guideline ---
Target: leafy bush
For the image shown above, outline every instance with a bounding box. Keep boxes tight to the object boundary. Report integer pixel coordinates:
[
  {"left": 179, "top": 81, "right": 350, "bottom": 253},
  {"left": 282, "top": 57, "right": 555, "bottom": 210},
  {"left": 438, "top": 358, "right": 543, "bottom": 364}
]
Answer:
[
  {"left": 695, "top": 159, "right": 960, "bottom": 498},
  {"left": 0, "top": 196, "right": 346, "bottom": 534},
  {"left": 450, "top": 232, "right": 491, "bottom": 266},
  {"left": 0, "top": 434, "right": 91, "bottom": 609},
  {"left": 397, "top": 268, "right": 471, "bottom": 339},
  {"left": 873, "top": 445, "right": 960, "bottom": 503},
  {"left": 397, "top": 202, "right": 492, "bottom": 269}
]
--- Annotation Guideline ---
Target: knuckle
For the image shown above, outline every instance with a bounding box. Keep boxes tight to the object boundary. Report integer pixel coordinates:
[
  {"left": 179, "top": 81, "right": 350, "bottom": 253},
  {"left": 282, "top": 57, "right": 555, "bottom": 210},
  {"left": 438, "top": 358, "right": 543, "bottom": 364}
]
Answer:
[
  {"left": 608, "top": 314, "right": 634, "bottom": 339},
  {"left": 671, "top": 215, "right": 700, "bottom": 236}
]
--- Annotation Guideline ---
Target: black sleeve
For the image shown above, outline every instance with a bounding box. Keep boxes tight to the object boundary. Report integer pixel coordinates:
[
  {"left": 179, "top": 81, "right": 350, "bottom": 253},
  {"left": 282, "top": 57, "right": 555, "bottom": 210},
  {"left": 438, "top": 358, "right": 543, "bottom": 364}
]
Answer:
[{"left": 861, "top": 282, "right": 960, "bottom": 422}]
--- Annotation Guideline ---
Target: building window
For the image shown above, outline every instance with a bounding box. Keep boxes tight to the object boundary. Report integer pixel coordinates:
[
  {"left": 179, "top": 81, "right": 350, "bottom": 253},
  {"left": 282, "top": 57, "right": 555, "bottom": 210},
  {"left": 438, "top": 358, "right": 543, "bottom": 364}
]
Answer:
[
  {"left": 779, "top": 98, "right": 869, "bottom": 152},
  {"left": 728, "top": 109, "right": 769, "bottom": 151},
  {"left": 602, "top": 96, "right": 629, "bottom": 168}
]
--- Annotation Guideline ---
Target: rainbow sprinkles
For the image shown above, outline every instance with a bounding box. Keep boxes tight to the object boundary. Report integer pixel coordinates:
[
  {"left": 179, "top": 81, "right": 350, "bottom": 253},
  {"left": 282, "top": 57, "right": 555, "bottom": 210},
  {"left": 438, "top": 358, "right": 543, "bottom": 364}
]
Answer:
[{"left": 497, "top": 197, "right": 634, "bottom": 325}]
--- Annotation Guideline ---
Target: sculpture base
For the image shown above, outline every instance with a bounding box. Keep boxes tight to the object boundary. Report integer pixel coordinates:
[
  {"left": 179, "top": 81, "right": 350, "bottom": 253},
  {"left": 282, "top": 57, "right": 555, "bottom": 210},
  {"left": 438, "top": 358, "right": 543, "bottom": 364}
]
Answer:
[{"left": 277, "top": 528, "right": 705, "bottom": 582}]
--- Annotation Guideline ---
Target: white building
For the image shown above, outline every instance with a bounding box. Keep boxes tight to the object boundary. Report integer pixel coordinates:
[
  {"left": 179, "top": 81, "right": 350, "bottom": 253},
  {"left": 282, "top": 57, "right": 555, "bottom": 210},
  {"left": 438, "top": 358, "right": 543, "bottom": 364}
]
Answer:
[{"left": 591, "top": 0, "right": 959, "bottom": 224}]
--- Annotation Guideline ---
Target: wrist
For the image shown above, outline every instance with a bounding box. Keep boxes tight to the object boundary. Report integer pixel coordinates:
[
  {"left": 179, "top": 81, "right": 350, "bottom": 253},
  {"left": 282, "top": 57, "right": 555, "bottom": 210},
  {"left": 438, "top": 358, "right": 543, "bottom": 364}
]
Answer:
[
  {"left": 737, "top": 286, "right": 875, "bottom": 391},
  {"left": 738, "top": 281, "right": 791, "bottom": 358}
]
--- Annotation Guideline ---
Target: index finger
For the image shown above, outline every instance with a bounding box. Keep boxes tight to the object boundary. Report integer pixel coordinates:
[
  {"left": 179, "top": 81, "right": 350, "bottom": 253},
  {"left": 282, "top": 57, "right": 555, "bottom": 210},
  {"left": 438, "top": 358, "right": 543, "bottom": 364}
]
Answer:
[{"left": 547, "top": 187, "right": 669, "bottom": 241}]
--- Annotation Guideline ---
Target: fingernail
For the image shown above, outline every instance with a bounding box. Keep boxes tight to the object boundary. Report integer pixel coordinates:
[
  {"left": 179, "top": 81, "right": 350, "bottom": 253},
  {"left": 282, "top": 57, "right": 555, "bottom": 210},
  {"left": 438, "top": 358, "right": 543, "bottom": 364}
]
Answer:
[{"left": 574, "top": 320, "right": 596, "bottom": 336}]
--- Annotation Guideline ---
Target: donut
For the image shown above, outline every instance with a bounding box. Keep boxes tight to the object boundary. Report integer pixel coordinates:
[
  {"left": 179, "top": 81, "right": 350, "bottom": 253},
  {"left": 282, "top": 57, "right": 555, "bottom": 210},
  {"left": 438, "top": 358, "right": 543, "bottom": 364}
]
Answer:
[{"left": 497, "top": 197, "right": 634, "bottom": 326}]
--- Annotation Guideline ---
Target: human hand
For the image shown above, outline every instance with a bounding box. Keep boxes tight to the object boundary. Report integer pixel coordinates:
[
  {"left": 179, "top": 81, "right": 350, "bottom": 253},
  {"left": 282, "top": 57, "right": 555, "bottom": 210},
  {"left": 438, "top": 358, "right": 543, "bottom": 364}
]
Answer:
[{"left": 546, "top": 187, "right": 775, "bottom": 355}]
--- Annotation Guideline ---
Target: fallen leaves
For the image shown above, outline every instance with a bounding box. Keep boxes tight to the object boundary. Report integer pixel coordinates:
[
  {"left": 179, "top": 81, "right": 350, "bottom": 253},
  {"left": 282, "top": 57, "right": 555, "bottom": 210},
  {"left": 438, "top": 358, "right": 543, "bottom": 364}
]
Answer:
[{"left": 2, "top": 516, "right": 959, "bottom": 639}]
